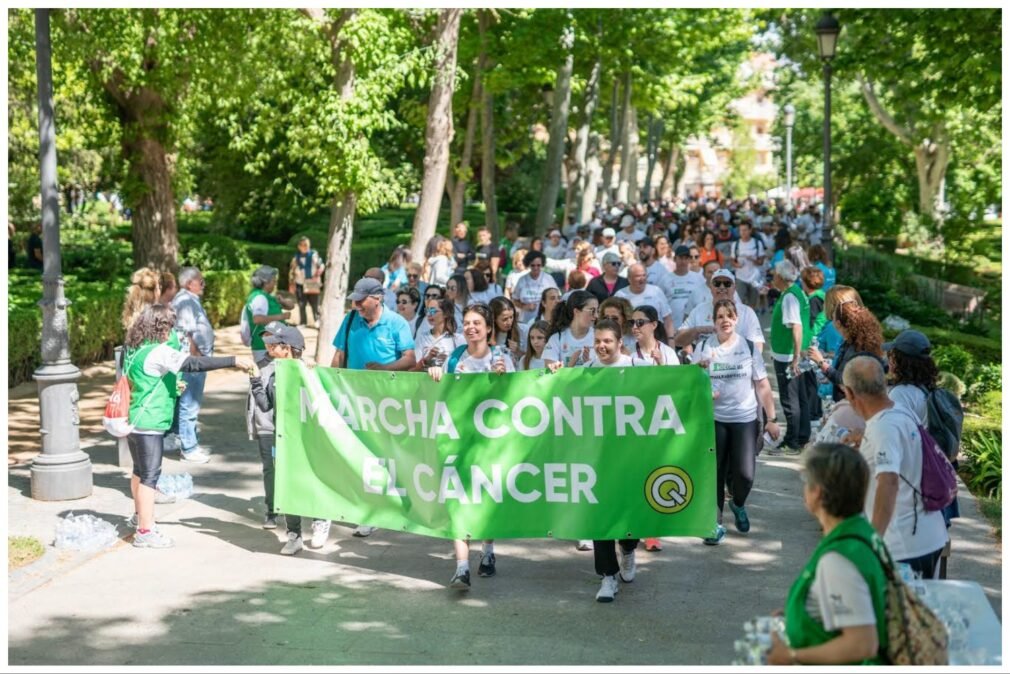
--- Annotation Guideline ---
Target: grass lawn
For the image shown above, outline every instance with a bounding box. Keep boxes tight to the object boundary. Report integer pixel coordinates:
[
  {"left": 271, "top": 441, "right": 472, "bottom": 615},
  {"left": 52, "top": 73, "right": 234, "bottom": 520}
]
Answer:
[{"left": 9, "top": 536, "right": 44, "bottom": 571}]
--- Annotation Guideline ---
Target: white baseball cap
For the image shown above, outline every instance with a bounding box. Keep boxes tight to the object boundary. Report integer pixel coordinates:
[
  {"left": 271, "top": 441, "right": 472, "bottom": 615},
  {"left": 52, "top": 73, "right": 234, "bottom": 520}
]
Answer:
[{"left": 602, "top": 227, "right": 616, "bottom": 238}]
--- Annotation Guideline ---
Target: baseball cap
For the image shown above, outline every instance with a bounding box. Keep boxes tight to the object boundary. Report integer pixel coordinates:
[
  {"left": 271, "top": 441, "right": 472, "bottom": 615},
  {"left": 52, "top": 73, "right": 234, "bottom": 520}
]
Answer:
[
  {"left": 263, "top": 325, "right": 306, "bottom": 351},
  {"left": 609, "top": 207, "right": 623, "bottom": 218},
  {"left": 601, "top": 227, "right": 616, "bottom": 239},
  {"left": 602, "top": 251, "right": 621, "bottom": 265},
  {"left": 674, "top": 245, "right": 692, "bottom": 257},
  {"left": 712, "top": 269, "right": 736, "bottom": 282},
  {"left": 884, "top": 329, "right": 931, "bottom": 358},
  {"left": 637, "top": 236, "right": 656, "bottom": 248},
  {"left": 549, "top": 228, "right": 562, "bottom": 237},
  {"left": 264, "top": 320, "right": 286, "bottom": 336},
  {"left": 620, "top": 214, "right": 635, "bottom": 229},
  {"left": 349, "top": 277, "right": 385, "bottom": 301}
]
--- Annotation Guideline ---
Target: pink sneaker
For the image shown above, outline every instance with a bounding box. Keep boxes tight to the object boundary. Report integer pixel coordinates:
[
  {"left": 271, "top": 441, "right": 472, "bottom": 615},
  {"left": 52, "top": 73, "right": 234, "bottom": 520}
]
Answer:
[{"left": 644, "top": 537, "right": 663, "bottom": 552}]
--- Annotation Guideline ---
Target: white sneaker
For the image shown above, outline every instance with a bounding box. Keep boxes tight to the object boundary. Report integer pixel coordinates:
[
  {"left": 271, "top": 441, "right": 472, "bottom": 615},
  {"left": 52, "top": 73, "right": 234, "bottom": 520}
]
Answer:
[
  {"left": 575, "top": 540, "right": 593, "bottom": 551},
  {"left": 280, "top": 532, "right": 303, "bottom": 556},
  {"left": 180, "top": 447, "right": 211, "bottom": 464},
  {"left": 619, "top": 548, "right": 637, "bottom": 583},
  {"left": 596, "top": 575, "right": 619, "bottom": 603},
  {"left": 352, "top": 525, "right": 376, "bottom": 538},
  {"left": 133, "top": 528, "right": 174, "bottom": 549},
  {"left": 308, "top": 520, "right": 331, "bottom": 549}
]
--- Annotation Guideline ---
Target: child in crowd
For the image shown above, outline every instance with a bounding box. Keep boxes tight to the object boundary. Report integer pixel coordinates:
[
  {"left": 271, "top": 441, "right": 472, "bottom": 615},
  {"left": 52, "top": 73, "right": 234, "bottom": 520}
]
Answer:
[
  {"left": 247, "top": 324, "right": 332, "bottom": 555},
  {"left": 520, "top": 320, "right": 549, "bottom": 371}
]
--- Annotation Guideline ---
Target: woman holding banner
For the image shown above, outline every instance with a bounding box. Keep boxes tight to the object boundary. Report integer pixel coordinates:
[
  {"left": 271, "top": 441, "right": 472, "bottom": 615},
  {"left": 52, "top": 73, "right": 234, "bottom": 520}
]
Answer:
[
  {"left": 428, "top": 303, "right": 515, "bottom": 590},
  {"left": 412, "top": 297, "right": 462, "bottom": 370},
  {"left": 692, "top": 299, "right": 779, "bottom": 545},
  {"left": 544, "top": 290, "right": 598, "bottom": 368}
]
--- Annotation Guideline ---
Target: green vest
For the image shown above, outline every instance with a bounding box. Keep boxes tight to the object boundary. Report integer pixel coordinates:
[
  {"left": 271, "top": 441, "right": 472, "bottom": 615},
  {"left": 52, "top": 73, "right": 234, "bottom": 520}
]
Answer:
[
  {"left": 771, "top": 284, "right": 812, "bottom": 355},
  {"left": 784, "top": 515, "right": 889, "bottom": 664},
  {"left": 245, "top": 288, "right": 284, "bottom": 351},
  {"left": 125, "top": 341, "right": 179, "bottom": 431},
  {"left": 809, "top": 288, "right": 828, "bottom": 338}
]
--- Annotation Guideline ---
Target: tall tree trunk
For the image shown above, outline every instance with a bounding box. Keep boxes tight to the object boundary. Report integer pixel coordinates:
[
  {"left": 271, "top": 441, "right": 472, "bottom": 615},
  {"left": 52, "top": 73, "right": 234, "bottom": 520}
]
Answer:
[
  {"left": 409, "top": 9, "right": 463, "bottom": 262},
  {"left": 580, "top": 133, "right": 601, "bottom": 222},
  {"left": 316, "top": 193, "right": 356, "bottom": 366},
  {"left": 300, "top": 7, "right": 360, "bottom": 365},
  {"left": 448, "top": 61, "right": 482, "bottom": 227},
  {"left": 534, "top": 23, "right": 575, "bottom": 237},
  {"left": 570, "top": 56, "right": 601, "bottom": 224},
  {"left": 600, "top": 76, "right": 623, "bottom": 207},
  {"left": 478, "top": 11, "right": 499, "bottom": 240},
  {"left": 659, "top": 139, "right": 680, "bottom": 200},
  {"left": 615, "top": 75, "right": 634, "bottom": 204},
  {"left": 562, "top": 148, "right": 578, "bottom": 227},
  {"left": 642, "top": 116, "right": 663, "bottom": 202},
  {"left": 123, "top": 132, "right": 178, "bottom": 271},
  {"left": 627, "top": 107, "right": 639, "bottom": 204}
]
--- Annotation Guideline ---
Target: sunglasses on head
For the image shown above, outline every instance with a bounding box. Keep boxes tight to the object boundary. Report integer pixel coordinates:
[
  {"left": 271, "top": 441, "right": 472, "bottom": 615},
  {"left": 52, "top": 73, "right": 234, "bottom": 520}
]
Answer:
[
  {"left": 631, "top": 318, "right": 653, "bottom": 328},
  {"left": 712, "top": 280, "right": 734, "bottom": 289}
]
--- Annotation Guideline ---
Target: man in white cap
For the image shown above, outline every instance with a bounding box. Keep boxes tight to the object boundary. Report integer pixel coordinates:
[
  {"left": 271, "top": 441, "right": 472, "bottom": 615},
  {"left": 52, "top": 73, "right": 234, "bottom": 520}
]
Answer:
[
  {"left": 615, "top": 214, "right": 644, "bottom": 245},
  {"left": 685, "top": 259, "right": 742, "bottom": 317},
  {"left": 675, "top": 269, "right": 764, "bottom": 357},
  {"left": 594, "top": 226, "right": 620, "bottom": 261},
  {"left": 663, "top": 245, "right": 707, "bottom": 329},
  {"left": 331, "top": 276, "right": 416, "bottom": 538},
  {"left": 615, "top": 263, "right": 676, "bottom": 341}
]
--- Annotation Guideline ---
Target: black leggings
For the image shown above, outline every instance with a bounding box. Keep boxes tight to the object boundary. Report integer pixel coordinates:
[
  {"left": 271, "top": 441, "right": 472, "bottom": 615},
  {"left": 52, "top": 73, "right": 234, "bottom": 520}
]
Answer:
[
  {"left": 715, "top": 419, "right": 759, "bottom": 520},
  {"left": 127, "top": 433, "right": 164, "bottom": 489},
  {"left": 295, "top": 285, "right": 320, "bottom": 325},
  {"left": 593, "top": 539, "right": 639, "bottom": 577}
]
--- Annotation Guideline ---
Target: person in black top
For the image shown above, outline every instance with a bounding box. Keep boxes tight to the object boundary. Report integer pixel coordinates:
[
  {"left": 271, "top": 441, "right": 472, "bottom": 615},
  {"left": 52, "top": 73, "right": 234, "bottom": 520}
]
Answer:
[
  {"left": 474, "top": 226, "right": 500, "bottom": 283},
  {"left": 451, "top": 221, "right": 475, "bottom": 270},
  {"left": 26, "top": 222, "right": 43, "bottom": 270},
  {"left": 586, "top": 251, "right": 630, "bottom": 303}
]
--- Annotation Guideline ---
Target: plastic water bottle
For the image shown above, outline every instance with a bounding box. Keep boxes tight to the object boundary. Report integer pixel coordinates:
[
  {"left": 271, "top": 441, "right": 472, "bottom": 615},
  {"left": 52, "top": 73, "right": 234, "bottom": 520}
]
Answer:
[{"left": 54, "top": 513, "right": 119, "bottom": 550}]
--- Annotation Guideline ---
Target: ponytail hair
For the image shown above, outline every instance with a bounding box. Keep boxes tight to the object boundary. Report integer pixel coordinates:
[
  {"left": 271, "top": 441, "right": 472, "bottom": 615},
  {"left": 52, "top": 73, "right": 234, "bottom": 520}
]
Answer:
[
  {"left": 633, "top": 304, "right": 669, "bottom": 344},
  {"left": 548, "top": 289, "right": 594, "bottom": 339}
]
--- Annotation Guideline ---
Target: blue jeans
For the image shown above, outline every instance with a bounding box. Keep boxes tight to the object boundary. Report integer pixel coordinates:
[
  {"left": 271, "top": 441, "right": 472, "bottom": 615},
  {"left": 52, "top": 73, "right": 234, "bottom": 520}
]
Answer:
[{"left": 177, "top": 371, "right": 206, "bottom": 452}]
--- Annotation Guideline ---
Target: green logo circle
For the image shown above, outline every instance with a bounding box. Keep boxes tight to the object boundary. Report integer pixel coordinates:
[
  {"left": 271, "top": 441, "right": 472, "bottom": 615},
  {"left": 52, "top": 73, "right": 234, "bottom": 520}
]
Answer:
[{"left": 644, "top": 466, "right": 693, "bottom": 514}]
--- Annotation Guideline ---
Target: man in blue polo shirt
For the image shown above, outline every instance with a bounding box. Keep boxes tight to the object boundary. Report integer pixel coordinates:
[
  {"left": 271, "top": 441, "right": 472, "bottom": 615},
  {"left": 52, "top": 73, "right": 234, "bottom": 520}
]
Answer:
[{"left": 330, "top": 276, "right": 416, "bottom": 538}]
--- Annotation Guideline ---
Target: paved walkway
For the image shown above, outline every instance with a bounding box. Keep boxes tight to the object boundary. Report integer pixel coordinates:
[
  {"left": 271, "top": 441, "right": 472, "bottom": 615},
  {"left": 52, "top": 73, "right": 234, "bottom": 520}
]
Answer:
[{"left": 7, "top": 323, "right": 1002, "bottom": 665}]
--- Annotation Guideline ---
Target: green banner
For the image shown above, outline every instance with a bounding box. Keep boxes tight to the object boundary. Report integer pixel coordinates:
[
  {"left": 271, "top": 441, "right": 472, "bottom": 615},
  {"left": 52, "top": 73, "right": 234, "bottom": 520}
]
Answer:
[{"left": 275, "top": 359, "right": 718, "bottom": 540}]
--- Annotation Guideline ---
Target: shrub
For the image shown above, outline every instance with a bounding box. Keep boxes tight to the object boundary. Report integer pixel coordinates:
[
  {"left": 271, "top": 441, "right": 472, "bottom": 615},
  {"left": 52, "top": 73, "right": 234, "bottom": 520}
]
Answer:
[
  {"left": 936, "top": 371, "right": 966, "bottom": 399},
  {"left": 179, "top": 234, "right": 252, "bottom": 272},
  {"left": 882, "top": 325, "right": 1001, "bottom": 365},
  {"left": 968, "top": 363, "right": 1002, "bottom": 401},
  {"left": 202, "top": 269, "right": 255, "bottom": 327},
  {"left": 932, "top": 344, "right": 975, "bottom": 379},
  {"left": 960, "top": 429, "right": 1002, "bottom": 500},
  {"left": 62, "top": 231, "right": 132, "bottom": 286}
]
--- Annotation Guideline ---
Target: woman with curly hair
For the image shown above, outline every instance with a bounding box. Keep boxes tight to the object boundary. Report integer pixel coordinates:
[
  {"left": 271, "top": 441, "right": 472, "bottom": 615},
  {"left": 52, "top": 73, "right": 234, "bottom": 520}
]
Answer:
[
  {"left": 808, "top": 300, "right": 884, "bottom": 402},
  {"left": 123, "top": 305, "right": 253, "bottom": 548}
]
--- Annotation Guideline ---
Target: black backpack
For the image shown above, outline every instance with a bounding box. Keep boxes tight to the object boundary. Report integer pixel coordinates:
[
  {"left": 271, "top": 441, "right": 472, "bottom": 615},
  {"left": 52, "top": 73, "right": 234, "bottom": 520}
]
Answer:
[{"left": 919, "top": 385, "right": 964, "bottom": 460}]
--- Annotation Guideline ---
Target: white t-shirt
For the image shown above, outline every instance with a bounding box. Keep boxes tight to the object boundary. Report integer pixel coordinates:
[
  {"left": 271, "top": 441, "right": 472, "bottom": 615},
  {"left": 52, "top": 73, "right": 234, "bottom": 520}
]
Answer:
[
  {"left": 889, "top": 384, "right": 927, "bottom": 425},
  {"left": 595, "top": 243, "right": 620, "bottom": 260},
  {"left": 630, "top": 341, "right": 681, "bottom": 366},
  {"left": 427, "top": 255, "right": 455, "bottom": 285},
  {"left": 544, "top": 327, "right": 595, "bottom": 365},
  {"left": 692, "top": 333, "right": 766, "bottom": 423},
  {"left": 585, "top": 354, "right": 648, "bottom": 368},
  {"left": 452, "top": 348, "right": 516, "bottom": 374},
  {"left": 805, "top": 552, "right": 877, "bottom": 631},
  {"left": 615, "top": 284, "right": 673, "bottom": 320},
  {"left": 249, "top": 294, "right": 269, "bottom": 318},
  {"left": 860, "top": 406, "right": 948, "bottom": 561},
  {"left": 470, "top": 288, "right": 500, "bottom": 304},
  {"left": 666, "top": 270, "right": 707, "bottom": 328},
  {"left": 504, "top": 269, "right": 528, "bottom": 297},
  {"left": 685, "top": 285, "right": 743, "bottom": 317},
  {"left": 771, "top": 293, "right": 803, "bottom": 362},
  {"left": 681, "top": 301, "right": 765, "bottom": 346},
  {"left": 645, "top": 261, "right": 674, "bottom": 296},
  {"left": 544, "top": 242, "right": 569, "bottom": 260},
  {"left": 732, "top": 237, "right": 766, "bottom": 285},
  {"left": 414, "top": 329, "right": 463, "bottom": 367},
  {"left": 519, "top": 355, "right": 546, "bottom": 371},
  {"left": 513, "top": 272, "right": 559, "bottom": 323}
]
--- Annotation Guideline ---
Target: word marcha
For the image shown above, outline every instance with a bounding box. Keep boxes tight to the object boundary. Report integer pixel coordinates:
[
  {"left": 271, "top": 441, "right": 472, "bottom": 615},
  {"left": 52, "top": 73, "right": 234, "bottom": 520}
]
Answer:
[{"left": 300, "top": 388, "right": 691, "bottom": 439}]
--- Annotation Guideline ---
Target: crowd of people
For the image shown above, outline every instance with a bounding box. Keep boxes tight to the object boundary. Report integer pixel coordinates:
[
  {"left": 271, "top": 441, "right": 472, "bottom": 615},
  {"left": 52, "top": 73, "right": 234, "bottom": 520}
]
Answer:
[{"left": 115, "top": 194, "right": 962, "bottom": 663}]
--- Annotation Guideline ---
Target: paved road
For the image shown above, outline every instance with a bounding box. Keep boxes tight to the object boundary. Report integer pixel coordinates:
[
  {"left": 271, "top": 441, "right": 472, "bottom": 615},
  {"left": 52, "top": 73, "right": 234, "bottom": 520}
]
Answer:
[{"left": 8, "top": 325, "right": 1001, "bottom": 665}]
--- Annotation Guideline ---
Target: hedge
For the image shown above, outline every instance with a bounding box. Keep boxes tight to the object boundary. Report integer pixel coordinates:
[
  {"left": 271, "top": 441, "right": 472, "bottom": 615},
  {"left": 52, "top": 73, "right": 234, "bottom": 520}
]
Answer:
[
  {"left": 202, "top": 269, "right": 256, "bottom": 327},
  {"left": 881, "top": 324, "right": 1001, "bottom": 366}
]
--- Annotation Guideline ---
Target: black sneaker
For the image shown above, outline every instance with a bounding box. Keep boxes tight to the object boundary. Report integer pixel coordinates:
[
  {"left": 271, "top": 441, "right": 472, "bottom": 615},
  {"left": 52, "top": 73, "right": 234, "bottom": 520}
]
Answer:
[
  {"left": 478, "top": 551, "right": 496, "bottom": 577},
  {"left": 450, "top": 568, "right": 471, "bottom": 590}
]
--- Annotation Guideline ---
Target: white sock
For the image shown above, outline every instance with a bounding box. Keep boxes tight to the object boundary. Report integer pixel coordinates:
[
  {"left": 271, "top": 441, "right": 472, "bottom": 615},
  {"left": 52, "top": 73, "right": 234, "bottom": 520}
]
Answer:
[
  {"left": 456, "top": 560, "right": 469, "bottom": 573},
  {"left": 482, "top": 542, "right": 494, "bottom": 556}
]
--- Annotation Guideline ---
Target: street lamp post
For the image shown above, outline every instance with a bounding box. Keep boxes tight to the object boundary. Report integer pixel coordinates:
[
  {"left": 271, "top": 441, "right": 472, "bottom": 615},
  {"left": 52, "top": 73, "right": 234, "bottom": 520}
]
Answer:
[
  {"left": 815, "top": 13, "right": 841, "bottom": 256},
  {"left": 31, "top": 9, "right": 93, "bottom": 500},
  {"left": 783, "top": 104, "right": 795, "bottom": 210}
]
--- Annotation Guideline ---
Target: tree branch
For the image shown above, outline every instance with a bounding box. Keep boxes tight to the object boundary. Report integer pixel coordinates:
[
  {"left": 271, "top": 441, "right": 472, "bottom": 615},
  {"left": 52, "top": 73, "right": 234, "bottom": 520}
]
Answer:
[{"left": 858, "top": 75, "right": 914, "bottom": 147}]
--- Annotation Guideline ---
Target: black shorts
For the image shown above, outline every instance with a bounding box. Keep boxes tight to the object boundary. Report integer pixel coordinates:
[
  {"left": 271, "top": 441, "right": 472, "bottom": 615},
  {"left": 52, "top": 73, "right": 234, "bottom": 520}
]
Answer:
[{"left": 127, "top": 433, "right": 164, "bottom": 488}]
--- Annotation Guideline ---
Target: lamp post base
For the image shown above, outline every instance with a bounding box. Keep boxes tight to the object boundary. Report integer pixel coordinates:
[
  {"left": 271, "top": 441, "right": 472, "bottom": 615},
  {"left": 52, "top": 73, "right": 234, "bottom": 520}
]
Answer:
[
  {"left": 30, "top": 361, "right": 93, "bottom": 501},
  {"left": 30, "top": 452, "right": 93, "bottom": 501}
]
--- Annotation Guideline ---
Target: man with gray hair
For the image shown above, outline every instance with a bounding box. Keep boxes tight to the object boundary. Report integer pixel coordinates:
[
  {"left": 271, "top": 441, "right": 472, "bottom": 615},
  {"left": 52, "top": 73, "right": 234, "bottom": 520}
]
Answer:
[
  {"left": 242, "top": 265, "right": 291, "bottom": 363},
  {"left": 169, "top": 267, "right": 217, "bottom": 464},
  {"left": 842, "top": 356, "right": 948, "bottom": 578},
  {"left": 769, "top": 259, "right": 813, "bottom": 454}
]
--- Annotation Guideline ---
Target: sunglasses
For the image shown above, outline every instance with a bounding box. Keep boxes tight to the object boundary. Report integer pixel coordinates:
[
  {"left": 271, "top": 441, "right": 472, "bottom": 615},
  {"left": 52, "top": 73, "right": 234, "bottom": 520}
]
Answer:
[
  {"left": 712, "top": 280, "right": 734, "bottom": 289},
  {"left": 407, "top": 274, "right": 420, "bottom": 279},
  {"left": 607, "top": 261, "right": 621, "bottom": 267},
  {"left": 631, "top": 318, "right": 654, "bottom": 328},
  {"left": 425, "top": 293, "right": 441, "bottom": 299},
  {"left": 426, "top": 307, "right": 439, "bottom": 316},
  {"left": 690, "top": 254, "right": 701, "bottom": 260}
]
